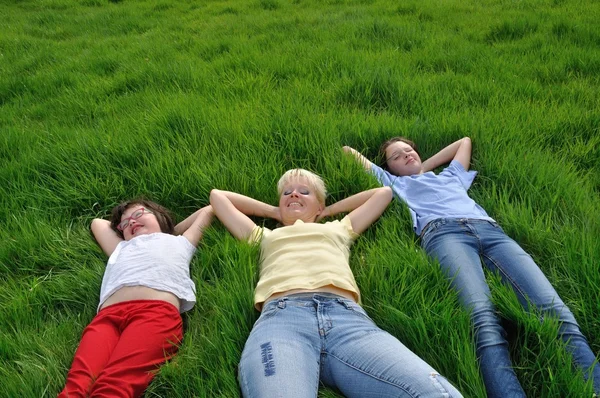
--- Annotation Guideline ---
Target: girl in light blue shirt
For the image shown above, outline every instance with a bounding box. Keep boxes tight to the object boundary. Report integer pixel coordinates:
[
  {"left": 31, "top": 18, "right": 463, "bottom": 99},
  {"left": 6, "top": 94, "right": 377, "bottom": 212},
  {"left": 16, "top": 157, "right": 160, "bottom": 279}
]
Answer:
[{"left": 344, "top": 137, "right": 599, "bottom": 398}]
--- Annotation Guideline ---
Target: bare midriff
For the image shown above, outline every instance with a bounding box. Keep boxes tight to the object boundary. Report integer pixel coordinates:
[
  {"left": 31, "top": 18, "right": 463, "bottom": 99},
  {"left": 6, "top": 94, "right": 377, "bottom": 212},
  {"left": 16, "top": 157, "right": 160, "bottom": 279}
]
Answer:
[
  {"left": 100, "top": 286, "right": 181, "bottom": 311},
  {"left": 260, "top": 284, "right": 356, "bottom": 311}
]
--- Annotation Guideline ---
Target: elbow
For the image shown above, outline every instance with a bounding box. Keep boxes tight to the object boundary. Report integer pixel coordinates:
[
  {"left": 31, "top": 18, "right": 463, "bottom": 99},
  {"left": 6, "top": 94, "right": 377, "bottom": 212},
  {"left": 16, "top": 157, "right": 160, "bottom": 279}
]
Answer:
[
  {"left": 209, "top": 189, "right": 222, "bottom": 205},
  {"left": 462, "top": 137, "right": 472, "bottom": 150},
  {"left": 385, "top": 185, "right": 393, "bottom": 198},
  {"left": 381, "top": 186, "right": 393, "bottom": 202},
  {"left": 91, "top": 218, "right": 104, "bottom": 231}
]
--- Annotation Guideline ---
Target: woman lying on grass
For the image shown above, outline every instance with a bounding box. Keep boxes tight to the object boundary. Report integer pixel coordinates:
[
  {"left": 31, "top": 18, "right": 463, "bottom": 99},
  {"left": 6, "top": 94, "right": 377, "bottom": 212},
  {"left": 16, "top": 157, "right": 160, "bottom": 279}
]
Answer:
[
  {"left": 344, "top": 138, "right": 600, "bottom": 397},
  {"left": 210, "top": 169, "right": 462, "bottom": 397},
  {"left": 59, "top": 200, "right": 213, "bottom": 398}
]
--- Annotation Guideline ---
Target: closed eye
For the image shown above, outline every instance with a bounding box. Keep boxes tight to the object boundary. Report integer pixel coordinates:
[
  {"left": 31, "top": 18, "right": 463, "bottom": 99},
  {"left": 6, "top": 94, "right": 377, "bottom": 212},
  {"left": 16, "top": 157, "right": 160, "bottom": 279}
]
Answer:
[
  {"left": 283, "top": 189, "right": 310, "bottom": 195},
  {"left": 132, "top": 209, "right": 144, "bottom": 218}
]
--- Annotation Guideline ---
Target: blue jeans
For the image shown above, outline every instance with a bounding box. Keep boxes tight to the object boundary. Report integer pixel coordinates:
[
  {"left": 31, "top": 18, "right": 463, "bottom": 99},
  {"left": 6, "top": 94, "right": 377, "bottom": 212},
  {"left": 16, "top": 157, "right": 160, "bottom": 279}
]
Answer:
[
  {"left": 238, "top": 293, "right": 463, "bottom": 398},
  {"left": 421, "top": 218, "right": 600, "bottom": 397}
]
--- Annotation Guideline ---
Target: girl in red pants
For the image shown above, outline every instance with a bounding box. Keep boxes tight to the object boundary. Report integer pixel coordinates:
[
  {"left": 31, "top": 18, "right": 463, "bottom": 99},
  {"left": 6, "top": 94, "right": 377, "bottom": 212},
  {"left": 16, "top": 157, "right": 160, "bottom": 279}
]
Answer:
[{"left": 59, "top": 199, "right": 213, "bottom": 398}]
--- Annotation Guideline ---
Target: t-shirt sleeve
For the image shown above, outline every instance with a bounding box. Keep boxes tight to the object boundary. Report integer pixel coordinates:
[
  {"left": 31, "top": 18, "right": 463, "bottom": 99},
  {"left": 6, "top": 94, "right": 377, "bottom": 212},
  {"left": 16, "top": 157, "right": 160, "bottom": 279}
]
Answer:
[
  {"left": 176, "top": 235, "right": 197, "bottom": 256},
  {"left": 106, "top": 240, "right": 125, "bottom": 266},
  {"left": 369, "top": 162, "right": 394, "bottom": 187},
  {"left": 440, "top": 160, "right": 478, "bottom": 190},
  {"left": 248, "top": 225, "right": 269, "bottom": 243},
  {"left": 340, "top": 215, "right": 360, "bottom": 242},
  {"left": 370, "top": 161, "right": 406, "bottom": 201}
]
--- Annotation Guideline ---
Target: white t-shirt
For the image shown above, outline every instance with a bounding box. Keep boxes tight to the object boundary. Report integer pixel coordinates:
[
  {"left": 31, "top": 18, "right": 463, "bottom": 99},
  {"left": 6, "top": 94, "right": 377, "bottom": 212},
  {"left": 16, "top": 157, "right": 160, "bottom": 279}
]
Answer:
[{"left": 98, "top": 233, "right": 197, "bottom": 313}]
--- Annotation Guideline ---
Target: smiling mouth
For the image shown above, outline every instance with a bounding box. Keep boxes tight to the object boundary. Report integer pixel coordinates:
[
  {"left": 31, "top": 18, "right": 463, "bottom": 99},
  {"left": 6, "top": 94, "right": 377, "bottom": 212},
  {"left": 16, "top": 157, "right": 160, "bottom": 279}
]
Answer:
[
  {"left": 287, "top": 202, "right": 303, "bottom": 208},
  {"left": 131, "top": 225, "right": 142, "bottom": 234}
]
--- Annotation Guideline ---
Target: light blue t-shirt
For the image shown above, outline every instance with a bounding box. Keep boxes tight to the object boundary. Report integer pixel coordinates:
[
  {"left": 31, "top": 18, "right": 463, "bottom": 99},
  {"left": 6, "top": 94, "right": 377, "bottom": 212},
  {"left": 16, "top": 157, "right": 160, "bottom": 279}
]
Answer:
[{"left": 371, "top": 160, "right": 494, "bottom": 235}]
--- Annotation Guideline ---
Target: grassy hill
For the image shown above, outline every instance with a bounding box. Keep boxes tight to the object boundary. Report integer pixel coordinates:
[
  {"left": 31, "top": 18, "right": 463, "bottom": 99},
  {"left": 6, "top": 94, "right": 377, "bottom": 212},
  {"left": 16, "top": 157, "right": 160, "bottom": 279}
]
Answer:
[{"left": 1, "top": 0, "right": 598, "bottom": 396}]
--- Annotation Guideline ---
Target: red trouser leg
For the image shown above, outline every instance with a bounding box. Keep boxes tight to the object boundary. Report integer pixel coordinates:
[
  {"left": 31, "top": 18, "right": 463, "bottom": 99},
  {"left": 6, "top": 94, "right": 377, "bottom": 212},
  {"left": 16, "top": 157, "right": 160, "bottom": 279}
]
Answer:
[
  {"left": 89, "top": 300, "right": 183, "bottom": 398},
  {"left": 58, "top": 307, "right": 122, "bottom": 397}
]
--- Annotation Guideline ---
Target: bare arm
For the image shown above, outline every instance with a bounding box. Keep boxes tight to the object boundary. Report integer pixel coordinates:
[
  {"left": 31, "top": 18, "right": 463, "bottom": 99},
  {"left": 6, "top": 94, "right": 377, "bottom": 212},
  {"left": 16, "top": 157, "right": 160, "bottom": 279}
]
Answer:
[
  {"left": 343, "top": 146, "right": 373, "bottom": 171},
  {"left": 175, "top": 205, "right": 214, "bottom": 247},
  {"left": 210, "top": 189, "right": 280, "bottom": 241},
  {"left": 91, "top": 219, "right": 122, "bottom": 256},
  {"left": 318, "top": 187, "right": 393, "bottom": 235},
  {"left": 421, "top": 137, "right": 472, "bottom": 172}
]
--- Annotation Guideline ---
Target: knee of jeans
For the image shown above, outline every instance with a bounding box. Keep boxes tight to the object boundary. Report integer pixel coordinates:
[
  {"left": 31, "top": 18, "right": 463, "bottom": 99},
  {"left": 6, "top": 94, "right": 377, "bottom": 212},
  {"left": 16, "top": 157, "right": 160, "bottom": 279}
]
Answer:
[
  {"left": 470, "top": 306, "right": 506, "bottom": 342},
  {"left": 428, "top": 372, "right": 463, "bottom": 398},
  {"left": 557, "top": 318, "right": 586, "bottom": 341},
  {"left": 470, "top": 303, "right": 500, "bottom": 324}
]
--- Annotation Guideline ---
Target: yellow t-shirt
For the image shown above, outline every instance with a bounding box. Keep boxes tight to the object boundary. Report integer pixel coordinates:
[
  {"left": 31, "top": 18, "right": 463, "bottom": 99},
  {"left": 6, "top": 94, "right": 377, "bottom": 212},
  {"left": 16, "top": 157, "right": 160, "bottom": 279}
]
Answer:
[{"left": 249, "top": 215, "right": 361, "bottom": 310}]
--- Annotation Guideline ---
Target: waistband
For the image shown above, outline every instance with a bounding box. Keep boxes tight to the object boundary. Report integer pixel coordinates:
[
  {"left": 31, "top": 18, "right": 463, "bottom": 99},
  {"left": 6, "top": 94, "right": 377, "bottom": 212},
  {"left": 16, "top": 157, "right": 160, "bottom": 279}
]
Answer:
[
  {"left": 98, "top": 299, "right": 180, "bottom": 313},
  {"left": 266, "top": 293, "right": 351, "bottom": 306},
  {"left": 420, "top": 217, "right": 498, "bottom": 237},
  {"left": 286, "top": 292, "right": 345, "bottom": 299}
]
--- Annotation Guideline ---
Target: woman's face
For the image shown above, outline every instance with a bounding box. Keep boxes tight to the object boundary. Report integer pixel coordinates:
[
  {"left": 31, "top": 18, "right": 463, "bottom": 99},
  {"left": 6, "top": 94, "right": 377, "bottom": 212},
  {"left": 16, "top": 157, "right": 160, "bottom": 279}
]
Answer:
[
  {"left": 385, "top": 141, "right": 423, "bottom": 176},
  {"left": 278, "top": 177, "right": 324, "bottom": 225},
  {"left": 119, "top": 205, "right": 162, "bottom": 240}
]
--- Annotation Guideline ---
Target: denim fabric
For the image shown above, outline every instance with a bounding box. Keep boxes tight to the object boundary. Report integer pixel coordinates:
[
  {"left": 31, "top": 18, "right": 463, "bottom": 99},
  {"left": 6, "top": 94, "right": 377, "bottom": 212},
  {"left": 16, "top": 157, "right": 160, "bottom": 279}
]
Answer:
[
  {"left": 421, "top": 218, "right": 600, "bottom": 397},
  {"left": 238, "top": 293, "right": 463, "bottom": 398}
]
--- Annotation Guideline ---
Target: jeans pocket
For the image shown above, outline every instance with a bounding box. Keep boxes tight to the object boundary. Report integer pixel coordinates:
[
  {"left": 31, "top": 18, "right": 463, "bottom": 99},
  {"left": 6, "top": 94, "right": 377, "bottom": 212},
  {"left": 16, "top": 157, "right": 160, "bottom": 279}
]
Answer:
[
  {"left": 420, "top": 219, "right": 444, "bottom": 248},
  {"left": 254, "top": 300, "right": 284, "bottom": 325},
  {"left": 486, "top": 220, "right": 504, "bottom": 231},
  {"left": 336, "top": 299, "right": 374, "bottom": 322}
]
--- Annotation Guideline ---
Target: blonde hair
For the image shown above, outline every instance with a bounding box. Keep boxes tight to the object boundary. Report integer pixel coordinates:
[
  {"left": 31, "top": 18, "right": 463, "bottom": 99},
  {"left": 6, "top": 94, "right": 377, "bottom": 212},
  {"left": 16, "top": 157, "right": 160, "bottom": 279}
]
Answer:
[{"left": 277, "top": 169, "right": 327, "bottom": 205}]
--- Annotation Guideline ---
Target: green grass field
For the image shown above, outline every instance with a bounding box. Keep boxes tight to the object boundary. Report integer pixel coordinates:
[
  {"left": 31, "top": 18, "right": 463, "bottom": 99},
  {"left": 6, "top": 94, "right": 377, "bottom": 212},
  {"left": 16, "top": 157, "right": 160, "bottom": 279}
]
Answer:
[{"left": 1, "top": 0, "right": 599, "bottom": 396}]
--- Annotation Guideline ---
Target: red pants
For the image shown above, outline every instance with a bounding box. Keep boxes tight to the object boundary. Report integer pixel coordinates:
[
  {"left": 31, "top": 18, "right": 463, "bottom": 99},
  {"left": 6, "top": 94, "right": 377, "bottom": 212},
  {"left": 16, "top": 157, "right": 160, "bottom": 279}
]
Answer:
[{"left": 58, "top": 300, "right": 183, "bottom": 398}]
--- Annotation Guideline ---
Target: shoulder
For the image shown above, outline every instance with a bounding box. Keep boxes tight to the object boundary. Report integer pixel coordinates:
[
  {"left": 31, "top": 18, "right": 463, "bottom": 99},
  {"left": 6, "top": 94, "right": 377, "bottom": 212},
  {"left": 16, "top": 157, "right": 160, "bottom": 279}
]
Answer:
[
  {"left": 336, "top": 216, "right": 359, "bottom": 240},
  {"left": 144, "top": 233, "right": 197, "bottom": 251},
  {"left": 248, "top": 224, "right": 271, "bottom": 244},
  {"left": 440, "top": 160, "right": 478, "bottom": 188},
  {"left": 370, "top": 162, "right": 388, "bottom": 180},
  {"left": 441, "top": 160, "right": 471, "bottom": 175}
]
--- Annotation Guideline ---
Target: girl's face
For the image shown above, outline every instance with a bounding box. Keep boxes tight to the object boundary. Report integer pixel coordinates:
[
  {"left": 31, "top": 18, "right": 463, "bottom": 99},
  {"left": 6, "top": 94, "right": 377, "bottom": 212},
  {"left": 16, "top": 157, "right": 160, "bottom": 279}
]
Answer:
[
  {"left": 119, "top": 205, "right": 162, "bottom": 240},
  {"left": 385, "top": 141, "right": 423, "bottom": 176},
  {"left": 278, "top": 177, "right": 324, "bottom": 225}
]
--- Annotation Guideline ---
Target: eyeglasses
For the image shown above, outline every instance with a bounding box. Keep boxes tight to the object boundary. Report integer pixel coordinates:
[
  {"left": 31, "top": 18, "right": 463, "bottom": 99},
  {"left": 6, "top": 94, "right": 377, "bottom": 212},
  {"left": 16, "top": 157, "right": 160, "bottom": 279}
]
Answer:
[{"left": 117, "top": 208, "right": 154, "bottom": 231}]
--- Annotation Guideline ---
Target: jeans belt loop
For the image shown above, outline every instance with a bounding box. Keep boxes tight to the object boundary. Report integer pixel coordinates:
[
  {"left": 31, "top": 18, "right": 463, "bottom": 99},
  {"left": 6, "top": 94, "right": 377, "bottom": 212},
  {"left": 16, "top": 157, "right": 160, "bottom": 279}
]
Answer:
[
  {"left": 277, "top": 299, "right": 287, "bottom": 309},
  {"left": 421, "top": 218, "right": 442, "bottom": 238}
]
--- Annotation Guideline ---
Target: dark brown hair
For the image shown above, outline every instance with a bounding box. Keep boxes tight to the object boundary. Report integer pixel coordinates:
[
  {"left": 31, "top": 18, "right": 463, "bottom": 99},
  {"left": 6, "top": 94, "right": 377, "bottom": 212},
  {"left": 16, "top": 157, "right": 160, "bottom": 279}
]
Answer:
[
  {"left": 110, "top": 199, "right": 174, "bottom": 239},
  {"left": 378, "top": 137, "right": 418, "bottom": 170}
]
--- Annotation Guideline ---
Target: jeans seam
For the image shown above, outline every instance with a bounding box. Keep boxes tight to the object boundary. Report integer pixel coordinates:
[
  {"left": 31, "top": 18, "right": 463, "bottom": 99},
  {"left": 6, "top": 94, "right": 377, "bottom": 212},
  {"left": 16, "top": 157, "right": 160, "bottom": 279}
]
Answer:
[
  {"left": 481, "top": 252, "right": 529, "bottom": 301},
  {"left": 336, "top": 300, "right": 376, "bottom": 323},
  {"left": 326, "top": 352, "right": 418, "bottom": 397},
  {"left": 429, "top": 372, "right": 451, "bottom": 397},
  {"left": 475, "top": 220, "right": 526, "bottom": 298},
  {"left": 238, "top": 361, "right": 250, "bottom": 397}
]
